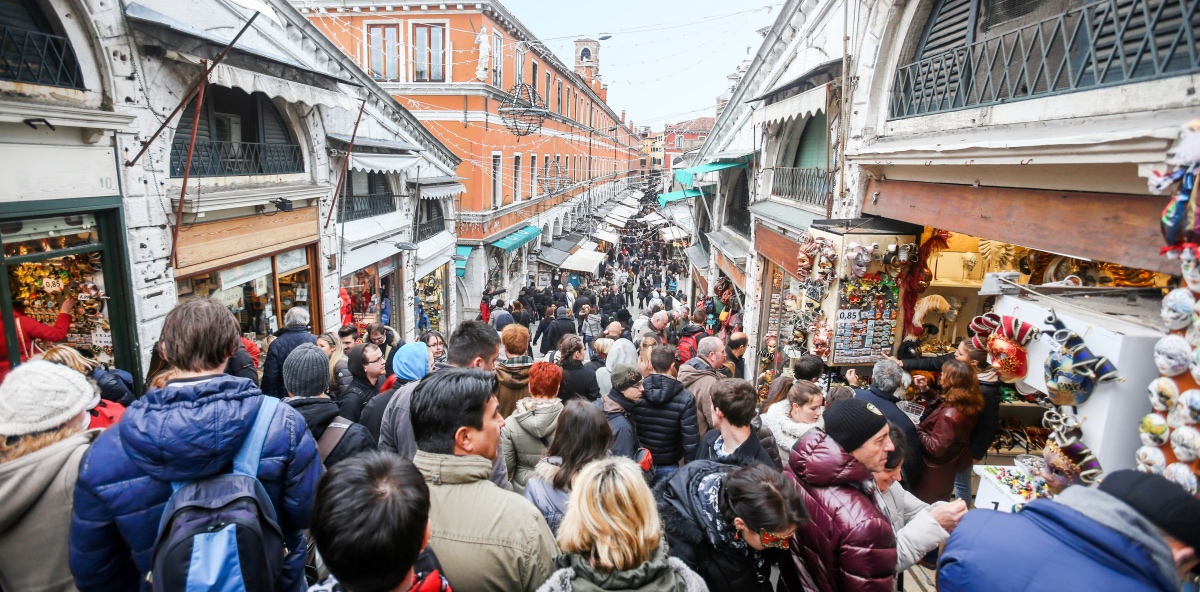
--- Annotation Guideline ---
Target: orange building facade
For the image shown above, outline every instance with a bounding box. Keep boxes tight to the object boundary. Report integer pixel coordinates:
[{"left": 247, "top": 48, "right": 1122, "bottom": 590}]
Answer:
[{"left": 299, "top": 0, "right": 640, "bottom": 317}]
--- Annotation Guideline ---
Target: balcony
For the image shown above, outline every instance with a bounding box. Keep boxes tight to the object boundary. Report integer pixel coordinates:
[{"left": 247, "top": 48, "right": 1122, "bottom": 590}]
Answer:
[
  {"left": 415, "top": 217, "right": 445, "bottom": 241},
  {"left": 770, "top": 167, "right": 832, "bottom": 210},
  {"left": 338, "top": 192, "right": 397, "bottom": 223},
  {"left": 888, "top": 0, "right": 1200, "bottom": 120},
  {"left": 170, "top": 140, "right": 304, "bottom": 178},
  {"left": 0, "top": 24, "right": 84, "bottom": 89}
]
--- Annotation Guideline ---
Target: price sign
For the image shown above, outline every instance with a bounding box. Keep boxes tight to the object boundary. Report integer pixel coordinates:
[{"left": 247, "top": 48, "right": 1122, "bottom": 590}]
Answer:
[
  {"left": 91, "top": 330, "right": 113, "bottom": 347},
  {"left": 836, "top": 309, "right": 861, "bottom": 324},
  {"left": 42, "top": 277, "right": 64, "bottom": 293}
]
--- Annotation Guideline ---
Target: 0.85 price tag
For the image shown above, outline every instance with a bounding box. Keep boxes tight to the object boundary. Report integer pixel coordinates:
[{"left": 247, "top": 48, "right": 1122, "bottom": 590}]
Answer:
[{"left": 836, "top": 309, "right": 860, "bottom": 324}]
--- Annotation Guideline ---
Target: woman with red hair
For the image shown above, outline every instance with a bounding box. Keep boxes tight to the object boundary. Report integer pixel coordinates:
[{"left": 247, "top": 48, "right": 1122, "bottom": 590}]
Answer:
[
  {"left": 911, "top": 359, "right": 984, "bottom": 503},
  {"left": 500, "top": 361, "right": 564, "bottom": 494}
]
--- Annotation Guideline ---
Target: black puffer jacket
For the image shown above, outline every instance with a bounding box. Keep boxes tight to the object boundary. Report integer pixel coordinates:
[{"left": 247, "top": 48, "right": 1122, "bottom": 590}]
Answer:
[
  {"left": 223, "top": 345, "right": 259, "bottom": 385},
  {"left": 559, "top": 358, "right": 601, "bottom": 402},
  {"left": 260, "top": 326, "right": 317, "bottom": 398},
  {"left": 285, "top": 396, "right": 376, "bottom": 468},
  {"left": 338, "top": 344, "right": 379, "bottom": 422},
  {"left": 632, "top": 373, "right": 700, "bottom": 467},
  {"left": 658, "top": 460, "right": 775, "bottom": 592},
  {"left": 543, "top": 317, "right": 577, "bottom": 356}
]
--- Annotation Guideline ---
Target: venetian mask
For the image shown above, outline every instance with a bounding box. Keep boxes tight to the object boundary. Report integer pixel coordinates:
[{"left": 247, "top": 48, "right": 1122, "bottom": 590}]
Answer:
[
  {"left": 843, "top": 242, "right": 870, "bottom": 278},
  {"left": 987, "top": 317, "right": 1039, "bottom": 383},
  {"left": 1170, "top": 425, "right": 1200, "bottom": 461},
  {"left": 1135, "top": 445, "right": 1167, "bottom": 474},
  {"left": 1041, "top": 411, "right": 1102, "bottom": 494},
  {"left": 1176, "top": 388, "right": 1200, "bottom": 424},
  {"left": 1148, "top": 377, "right": 1180, "bottom": 412},
  {"left": 1045, "top": 345, "right": 1091, "bottom": 406},
  {"left": 1153, "top": 335, "right": 1192, "bottom": 377},
  {"left": 1182, "top": 249, "right": 1200, "bottom": 291},
  {"left": 1139, "top": 413, "right": 1171, "bottom": 446},
  {"left": 1163, "top": 462, "right": 1199, "bottom": 495},
  {"left": 1162, "top": 288, "right": 1196, "bottom": 330}
]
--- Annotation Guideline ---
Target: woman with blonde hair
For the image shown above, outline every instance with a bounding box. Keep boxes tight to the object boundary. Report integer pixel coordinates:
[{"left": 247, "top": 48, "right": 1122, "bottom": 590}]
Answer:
[
  {"left": 636, "top": 335, "right": 659, "bottom": 376},
  {"left": 315, "top": 332, "right": 352, "bottom": 397},
  {"left": 39, "top": 345, "right": 129, "bottom": 427},
  {"left": 538, "top": 457, "right": 708, "bottom": 592}
]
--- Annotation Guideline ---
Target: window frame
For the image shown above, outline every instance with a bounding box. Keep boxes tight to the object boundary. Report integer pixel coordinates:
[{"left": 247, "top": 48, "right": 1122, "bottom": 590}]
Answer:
[
  {"left": 411, "top": 22, "right": 448, "bottom": 82},
  {"left": 366, "top": 22, "right": 402, "bottom": 81},
  {"left": 491, "top": 152, "right": 503, "bottom": 208},
  {"left": 513, "top": 153, "right": 523, "bottom": 202},
  {"left": 491, "top": 31, "right": 504, "bottom": 88}
]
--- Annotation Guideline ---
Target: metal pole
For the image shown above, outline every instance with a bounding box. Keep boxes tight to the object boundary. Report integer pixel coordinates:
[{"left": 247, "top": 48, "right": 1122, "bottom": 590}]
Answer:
[
  {"left": 324, "top": 98, "right": 369, "bottom": 230},
  {"left": 126, "top": 13, "right": 259, "bottom": 168},
  {"left": 169, "top": 75, "right": 206, "bottom": 268}
]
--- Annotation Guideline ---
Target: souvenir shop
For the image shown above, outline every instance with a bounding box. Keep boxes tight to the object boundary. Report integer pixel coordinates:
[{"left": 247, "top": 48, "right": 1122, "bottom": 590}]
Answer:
[
  {"left": 414, "top": 263, "right": 450, "bottom": 334},
  {"left": 1, "top": 200, "right": 138, "bottom": 378},
  {"left": 706, "top": 247, "right": 746, "bottom": 340}
]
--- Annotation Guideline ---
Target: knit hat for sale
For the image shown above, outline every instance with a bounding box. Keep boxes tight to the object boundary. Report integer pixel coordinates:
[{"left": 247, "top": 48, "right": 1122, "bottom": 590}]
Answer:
[
  {"left": 822, "top": 397, "right": 888, "bottom": 453},
  {"left": 0, "top": 360, "right": 99, "bottom": 435},
  {"left": 283, "top": 343, "right": 330, "bottom": 398}
]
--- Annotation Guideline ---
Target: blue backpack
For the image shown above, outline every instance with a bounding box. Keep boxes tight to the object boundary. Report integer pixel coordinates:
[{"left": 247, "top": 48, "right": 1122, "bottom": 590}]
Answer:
[{"left": 149, "top": 397, "right": 285, "bottom": 592}]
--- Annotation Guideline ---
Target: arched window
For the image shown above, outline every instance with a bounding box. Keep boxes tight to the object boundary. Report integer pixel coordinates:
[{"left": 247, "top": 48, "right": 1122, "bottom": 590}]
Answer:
[
  {"left": 0, "top": 0, "right": 83, "bottom": 88},
  {"left": 792, "top": 111, "right": 828, "bottom": 169},
  {"left": 580, "top": 47, "right": 592, "bottom": 62},
  {"left": 170, "top": 87, "right": 302, "bottom": 177}
]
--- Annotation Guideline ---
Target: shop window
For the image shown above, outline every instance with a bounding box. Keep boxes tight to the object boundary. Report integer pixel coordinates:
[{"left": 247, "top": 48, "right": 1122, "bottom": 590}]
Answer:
[
  {"left": 415, "top": 265, "right": 449, "bottom": 333},
  {"left": 0, "top": 0, "right": 84, "bottom": 88},
  {"left": 724, "top": 170, "right": 752, "bottom": 237},
  {"left": 415, "top": 199, "right": 445, "bottom": 241},
  {"left": 338, "top": 170, "right": 395, "bottom": 222},
  {"left": 556, "top": 80, "right": 563, "bottom": 114},
  {"left": 515, "top": 49, "right": 526, "bottom": 84},
  {"left": 413, "top": 23, "right": 446, "bottom": 82},
  {"left": 368, "top": 24, "right": 401, "bottom": 81},
  {"left": 531, "top": 61, "right": 539, "bottom": 94},
  {"left": 169, "top": 87, "right": 302, "bottom": 178},
  {"left": 341, "top": 264, "right": 379, "bottom": 330},
  {"left": 791, "top": 111, "right": 829, "bottom": 169},
  {"left": 545, "top": 71, "right": 551, "bottom": 104}
]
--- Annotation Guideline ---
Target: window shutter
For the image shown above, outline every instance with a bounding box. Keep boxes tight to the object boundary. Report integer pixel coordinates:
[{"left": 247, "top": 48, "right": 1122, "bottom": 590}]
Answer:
[
  {"left": 918, "top": 0, "right": 974, "bottom": 59},
  {"left": 259, "top": 95, "right": 292, "bottom": 145}
]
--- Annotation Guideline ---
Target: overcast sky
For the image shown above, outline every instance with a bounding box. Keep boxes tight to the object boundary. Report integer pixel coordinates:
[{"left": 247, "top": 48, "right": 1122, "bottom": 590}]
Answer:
[{"left": 500, "top": 0, "right": 780, "bottom": 131}]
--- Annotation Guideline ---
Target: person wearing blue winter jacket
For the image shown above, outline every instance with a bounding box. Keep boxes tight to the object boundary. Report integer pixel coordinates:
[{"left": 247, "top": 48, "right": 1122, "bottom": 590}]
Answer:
[
  {"left": 938, "top": 470, "right": 1200, "bottom": 592},
  {"left": 69, "top": 298, "right": 322, "bottom": 592}
]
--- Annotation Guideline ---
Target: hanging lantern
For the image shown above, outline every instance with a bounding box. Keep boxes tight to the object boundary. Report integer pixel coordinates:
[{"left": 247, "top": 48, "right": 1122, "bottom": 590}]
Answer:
[{"left": 499, "top": 82, "right": 548, "bottom": 138}]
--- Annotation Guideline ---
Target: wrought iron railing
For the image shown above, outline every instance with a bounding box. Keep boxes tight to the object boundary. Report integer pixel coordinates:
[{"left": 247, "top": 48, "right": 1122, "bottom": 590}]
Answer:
[
  {"left": 770, "top": 167, "right": 832, "bottom": 209},
  {"left": 0, "top": 24, "right": 84, "bottom": 88},
  {"left": 889, "top": 0, "right": 1200, "bottom": 119},
  {"left": 170, "top": 141, "right": 304, "bottom": 177},
  {"left": 338, "top": 192, "right": 396, "bottom": 223},
  {"left": 416, "top": 217, "right": 445, "bottom": 241}
]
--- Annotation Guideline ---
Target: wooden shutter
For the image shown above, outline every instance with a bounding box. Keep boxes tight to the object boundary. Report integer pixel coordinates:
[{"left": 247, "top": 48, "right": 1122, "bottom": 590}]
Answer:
[
  {"left": 918, "top": 0, "right": 975, "bottom": 59},
  {"left": 258, "top": 95, "right": 292, "bottom": 145}
]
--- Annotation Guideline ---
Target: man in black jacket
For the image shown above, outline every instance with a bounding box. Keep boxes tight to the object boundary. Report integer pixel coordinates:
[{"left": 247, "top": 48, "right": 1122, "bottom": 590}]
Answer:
[
  {"left": 282, "top": 344, "right": 375, "bottom": 468},
  {"left": 698, "top": 378, "right": 774, "bottom": 468},
  {"left": 854, "top": 359, "right": 923, "bottom": 484},
  {"left": 542, "top": 307, "right": 577, "bottom": 357},
  {"left": 633, "top": 345, "right": 700, "bottom": 486},
  {"left": 339, "top": 343, "right": 385, "bottom": 422},
  {"left": 260, "top": 307, "right": 317, "bottom": 398}
]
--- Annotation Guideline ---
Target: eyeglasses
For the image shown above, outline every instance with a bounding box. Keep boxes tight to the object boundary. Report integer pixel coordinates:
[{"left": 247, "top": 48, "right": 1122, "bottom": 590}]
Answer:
[
  {"left": 365, "top": 356, "right": 384, "bottom": 365},
  {"left": 758, "top": 529, "right": 790, "bottom": 549}
]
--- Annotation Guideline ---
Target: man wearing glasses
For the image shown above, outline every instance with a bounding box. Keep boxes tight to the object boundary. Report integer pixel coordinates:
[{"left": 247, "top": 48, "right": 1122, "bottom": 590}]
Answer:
[{"left": 338, "top": 343, "right": 387, "bottom": 422}]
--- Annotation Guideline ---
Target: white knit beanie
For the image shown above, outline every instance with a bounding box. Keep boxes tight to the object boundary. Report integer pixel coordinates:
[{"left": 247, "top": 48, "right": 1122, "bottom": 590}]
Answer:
[{"left": 0, "top": 360, "right": 99, "bottom": 436}]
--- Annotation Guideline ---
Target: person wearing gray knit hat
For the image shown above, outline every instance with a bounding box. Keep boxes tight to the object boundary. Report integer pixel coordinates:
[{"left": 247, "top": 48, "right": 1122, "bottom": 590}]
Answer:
[
  {"left": 0, "top": 360, "right": 98, "bottom": 436},
  {"left": 823, "top": 397, "right": 892, "bottom": 471},
  {"left": 283, "top": 343, "right": 330, "bottom": 398}
]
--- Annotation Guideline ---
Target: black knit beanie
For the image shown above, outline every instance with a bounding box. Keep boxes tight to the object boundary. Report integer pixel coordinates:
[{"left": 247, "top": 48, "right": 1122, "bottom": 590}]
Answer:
[
  {"left": 823, "top": 398, "right": 888, "bottom": 452},
  {"left": 1099, "top": 470, "right": 1200, "bottom": 550}
]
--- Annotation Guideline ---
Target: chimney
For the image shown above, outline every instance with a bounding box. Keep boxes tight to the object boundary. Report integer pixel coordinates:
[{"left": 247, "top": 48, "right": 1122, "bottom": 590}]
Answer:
[
  {"left": 620, "top": 110, "right": 626, "bottom": 124},
  {"left": 600, "top": 84, "right": 608, "bottom": 102}
]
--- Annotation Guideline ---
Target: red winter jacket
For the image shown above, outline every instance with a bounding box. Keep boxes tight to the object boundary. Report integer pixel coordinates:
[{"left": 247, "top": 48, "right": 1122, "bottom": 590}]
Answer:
[
  {"left": 780, "top": 430, "right": 897, "bottom": 592},
  {"left": 0, "top": 311, "right": 71, "bottom": 380},
  {"left": 911, "top": 399, "right": 977, "bottom": 504}
]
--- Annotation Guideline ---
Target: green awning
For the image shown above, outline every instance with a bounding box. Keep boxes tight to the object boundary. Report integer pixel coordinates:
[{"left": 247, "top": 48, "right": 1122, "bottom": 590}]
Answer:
[
  {"left": 488, "top": 225, "right": 542, "bottom": 253},
  {"left": 455, "top": 246, "right": 473, "bottom": 277},
  {"left": 658, "top": 188, "right": 703, "bottom": 208},
  {"left": 674, "top": 161, "right": 746, "bottom": 187}
]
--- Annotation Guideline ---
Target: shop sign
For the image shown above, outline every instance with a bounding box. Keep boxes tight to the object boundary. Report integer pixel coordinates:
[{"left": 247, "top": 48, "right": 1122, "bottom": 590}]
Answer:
[
  {"left": 836, "top": 309, "right": 860, "bottom": 324},
  {"left": 214, "top": 286, "right": 245, "bottom": 311},
  {"left": 220, "top": 258, "right": 273, "bottom": 290},
  {"left": 91, "top": 329, "right": 113, "bottom": 347},
  {"left": 277, "top": 248, "right": 308, "bottom": 274},
  {"left": 254, "top": 276, "right": 269, "bottom": 297}
]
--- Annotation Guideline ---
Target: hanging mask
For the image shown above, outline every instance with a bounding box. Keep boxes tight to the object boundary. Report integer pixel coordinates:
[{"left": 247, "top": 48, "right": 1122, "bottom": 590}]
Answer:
[
  {"left": 1041, "top": 310, "right": 1120, "bottom": 404},
  {"left": 1135, "top": 445, "right": 1167, "bottom": 474},
  {"left": 1162, "top": 288, "right": 1196, "bottom": 330},
  {"left": 1041, "top": 411, "right": 1102, "bottom": 494},
  {"left": 1148, "top": 377, "right": 1180, "bottom": 412},
  {"left": 969, "top": 313, "right": 1001, "bottom": 350},
  {"left": 1154, "top": 335, "right": 1192, "bottom": 377},
  {"left": 1176, "top": 388, "right": 1200, "bottom": 424},
  {"left": 1182, "top": 247, "right": 1200, "bottom": 291},
  {"left": 1170, "top": 425, "right": 1200, "bottom": 461},
  {"left": 986, "top": 316, "right": 1040, "bottom": 383},
  {"left": 1163, "top": 462, "right": 1199, "bottom": 495},
  {"left": 1139, "top": 413, "right": 1171, "bottom": 446}
]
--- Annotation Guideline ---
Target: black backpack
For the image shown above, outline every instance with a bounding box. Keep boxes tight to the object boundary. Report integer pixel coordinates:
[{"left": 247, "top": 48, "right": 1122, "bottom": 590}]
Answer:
[{"left": 148, "top": 397, "right": 286, "bottom": 591}]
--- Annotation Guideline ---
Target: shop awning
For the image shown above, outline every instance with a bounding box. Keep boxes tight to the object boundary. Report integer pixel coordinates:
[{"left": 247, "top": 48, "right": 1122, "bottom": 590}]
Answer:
[
  {"left": 664, "top": 202, "right": 695, "bottom": 233},
  {"left": 560, "top": 249, "right": 606, "bottom": 275},
  {"left": 489, "top": 225, "right": 542, "bottom": 252},
  {"left": 415, "top": 231, "right": 456, "bottom": 279},
  {"left": 611, "top": 205, "right": 638, "bottom": 218},
  {"left": 592, "top": 229, "right": 620, "bottom": 244},
  {"left": 752, "top": 83, "right": 828, "bottom": 127},
  {"left": 685, "top": 245, "right": 710, "bottom": 270},
  {"left": 658, "top": 188, "right": 703, "bottom": 208},
  {"left": 328, "top": 134, "right": 421, "bottom": 152},
  {"left": 637, "top": 213, "right": 665, "bottom": 223},
  {"left": 417, "top": 182, "right": 467, "bottom": 199},
  {"left": 347, "top": 153, "right": 422, "bottom": 174},
  {"left": 604, "top": 215, "right": 628, "bottom": 228},
  {"left": 455, "top": 246, "right": 473, "bottom": 277},
  {"left": 578, "top": 240, "right": 599, "bottom": 251},
  {"left": 661, "top": 226, "right": 689, "bottom": 241},
  {"left": 674, "top": 162, "right": 745, "bottom": 187},
  {"left": 536, "top": 246, "right": 570, "bottom": 267},
  {"left": 620, "top": 196, "right": 640, "bottom": 208}
]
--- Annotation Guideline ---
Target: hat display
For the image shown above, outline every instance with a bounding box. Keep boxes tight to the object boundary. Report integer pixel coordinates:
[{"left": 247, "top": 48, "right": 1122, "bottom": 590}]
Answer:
[
  {"left": 0, "top": 360, "right": 99, "bottom": 436},
  {"left": 283, "top": 343, "right": 329, "bottom": 398},
  {"left": 1098, "top": 470, "right": 1200, "bottom": 547},
  {"left": 822, "top": 398, "right": 888, "bottom": 453},
  {"left": 610, "top": 364, "right": 642, "bottom": 393}
]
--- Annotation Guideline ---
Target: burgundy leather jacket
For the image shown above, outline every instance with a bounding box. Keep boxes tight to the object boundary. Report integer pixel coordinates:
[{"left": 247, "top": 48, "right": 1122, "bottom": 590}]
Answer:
[
  {"left": 780, "top": 430, "right": 897, "bottom": 592},
  {"left": 911, "top": 401, "right": 977, "bottom": 504}
]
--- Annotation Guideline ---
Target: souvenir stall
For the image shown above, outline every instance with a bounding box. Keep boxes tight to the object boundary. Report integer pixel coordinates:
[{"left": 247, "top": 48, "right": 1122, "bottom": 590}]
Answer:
[
  {"left": 415, "top": 264, "right": 449, "bottom": 333},
  {"left": 340, "top": 264, "right": 379, "bottom": 330}
]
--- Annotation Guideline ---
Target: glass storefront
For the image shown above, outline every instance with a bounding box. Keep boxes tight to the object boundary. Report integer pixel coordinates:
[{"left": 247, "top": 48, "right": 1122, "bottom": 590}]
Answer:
[
  {"left": 341, "top": 264, "right": 380, "bottom": 331},
  {"left": 416, "top": 264, "right": 449, "bottom": 333},
  {"left": 756, "top": 262, "right": 810, "bottom": 386}
]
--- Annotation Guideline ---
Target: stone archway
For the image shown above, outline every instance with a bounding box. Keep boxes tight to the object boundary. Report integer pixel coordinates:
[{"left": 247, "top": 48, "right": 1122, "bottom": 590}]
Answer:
[{"left": 553, "top": 217, "right": 562, "bottom": 237}]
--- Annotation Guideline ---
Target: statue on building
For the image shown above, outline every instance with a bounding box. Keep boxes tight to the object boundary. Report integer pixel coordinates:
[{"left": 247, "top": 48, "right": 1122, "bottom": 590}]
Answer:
[{"left": 476, "top": 26, "right": 490, "bottom": 82}]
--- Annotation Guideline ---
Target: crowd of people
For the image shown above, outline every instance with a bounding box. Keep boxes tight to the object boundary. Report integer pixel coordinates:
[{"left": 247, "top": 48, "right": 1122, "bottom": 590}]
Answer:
[{"left": 2, "top": 235, "right": 1199, "bottom": 592}]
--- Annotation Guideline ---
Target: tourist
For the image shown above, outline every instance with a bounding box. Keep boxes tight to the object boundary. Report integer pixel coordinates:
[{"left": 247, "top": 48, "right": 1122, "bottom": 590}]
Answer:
[
  {"left": 910, "top": 360, "right": 983, "bottom": 504},
  {"left": 596, "top": 337, "right": 638, "bottom": 395},
  {"left": 282, "top": 343, "right": 375, "bottom": 468},
  {"left": 698, "top": 378, "right": 775, "bottom": 468},
  {"left": 678, "top": 336, "right": 726, "bottom": 437},
  {"left": 533, "top": 306, "right": 557, "bottom": 356},
  {"left": 410, "top": 369, "right": 557, "bottom": 591},
  {"left": 524, "top": 400, "right": 614, "bottom": 534},
  {"left": 723, "top": 332, "right": 749, "bottom": 378},
  {"left": 359, "top": 342, "right": 429, "bottom": 442},
  {"left": 633, "top": 345, "right": 699, "bottom": 485},
  {"left": 597, "top": 364, "right": 643, "bottom": 459},
  {"left": 542, "top": 307, "right": 578, "bottom": 358},
  {"left": 0, "top": 296, "right": 75, "bottom": 379},
  {"left": 636, "top": 335, "right": 659, "bottom": 376},
  {"left": 854, "top": 359, "right": 922, "bottom": 484},
  {"left": 579, "top": 304, "right": 603, "bottom": 355},
  {"left": 540, "top": 458, "right": 707, "bottom": 591},
  {"left": 496, "top": 324, "right": 536, "bottom": 418},
  {"left": 338, "top": 343, "right": 385, "bottom": 422},
  {"left": 316, "top": 332, "right": 352, "bottom": 397},
  {"left": 260, "top": 307, "right": 317, "bottom": 398},
  {"left": 761, "top": 380, "right": 825, "bottom": 465},
  {"left": 502, "top": 362, "right": 565, "bottom": 494},
  {"left": 556, "top": 335, "right": 600, "bottom": 402},
  {"left": 421, "top": 330, "right": 449, "bottom": 367},
  {"left": 758, "top": 375, "right": 794, "bottom": 414},
  {"left": 586, "top": 337, "right": 611, "bottom": 375},
  {"left": 338, "top": 324, "right": 358, "bottom": 352}
]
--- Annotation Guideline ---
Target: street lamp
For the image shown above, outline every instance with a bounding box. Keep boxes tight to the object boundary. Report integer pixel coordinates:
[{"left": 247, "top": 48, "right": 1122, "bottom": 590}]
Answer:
[{"left": 392, "top": 241, "right": 419, "bottom": 251}]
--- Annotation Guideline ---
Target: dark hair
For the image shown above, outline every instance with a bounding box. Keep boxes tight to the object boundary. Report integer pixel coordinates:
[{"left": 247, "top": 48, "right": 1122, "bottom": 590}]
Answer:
[
  {"left": 311, "top": 453, "right": 429, "bottom": 592},
  {"left": 366, "top": 322, "right": 387, "bottom": 339},
  {"left": 793, "top": 355, "right": 825, "bottom": 381},
  {"left": 546, "top": 400, "right": 613, "bottom": 490},
  {"left": 958, "top": 340, "right": 990, "bottom": 370},
  {"left": 826, "top": 385, "right": 856, "bottom": 405},
  {"left": 160, "top": 299, "right": 240, "bottom": 372},
  {"left": 446, "top": 321, "right": 501, "bottom": 367},
  {"left": 760, "top": 376, "right": 794, "bottom": 412},
  {"left": 722, "top": 463, "right": 808, "bottom": 533},
  {"left": 338, "top": 324, "right": 359, "bottom": 339},
  {"left": 145, "top": 340, "right": 171, "bottom": 386},
  {"left": 787, "top": 380, "right": 823, "bottom": 408},
  {"left": 884, "top": 422, "right": 910, "bottom": 470},
  {"left": 410, "top": 368, "right": 497, "bottom": 454},
  {"left": 649, "top": 344, "right": 676, "bottom": 373},
  {"left": 727, "top": 335, "right": 748, "bottom": 349},
  {"left": 419, "top": 330, "right": 446, "bottom": 347},
  {"left": 557, "top": 334, "right": 584, "bottom": 366},
  {"left": 711, "top": 379, "right": 757, "bottom": 427}
]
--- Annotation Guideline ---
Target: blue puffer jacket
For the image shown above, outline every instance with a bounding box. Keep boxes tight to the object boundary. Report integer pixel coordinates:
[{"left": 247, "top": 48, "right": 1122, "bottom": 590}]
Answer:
[
  {"left": 261, "top": 326, "right": 318, "bottom": 398},
  {"left": 69, "top": 374, "right": 321, "bottom": 592}
]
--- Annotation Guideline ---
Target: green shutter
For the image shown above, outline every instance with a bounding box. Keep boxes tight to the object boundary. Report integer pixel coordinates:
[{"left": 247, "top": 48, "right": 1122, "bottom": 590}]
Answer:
[{"left": 792, "top": 112, "right": 828, "bottom": 169}]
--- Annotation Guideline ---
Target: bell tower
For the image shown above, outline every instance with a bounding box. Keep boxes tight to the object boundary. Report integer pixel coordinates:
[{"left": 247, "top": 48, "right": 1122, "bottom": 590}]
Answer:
[{"left": 574, "top": 38, "right": 600, "bottom": 83}]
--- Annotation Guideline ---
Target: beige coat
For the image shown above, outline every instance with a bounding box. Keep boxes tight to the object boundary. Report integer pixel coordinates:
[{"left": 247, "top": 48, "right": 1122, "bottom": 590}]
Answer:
[
  {"left": 677, "top": 359, "right": 721, "bottom": 437},
  {"left": 414, "top": 451, "right": 558, "bottom": 592},
  {"left": 0, "top": 429, "right": 100, "bottom": 592},
  {"left": 502, "top": 398, "right": 563, "bottom": 494}
]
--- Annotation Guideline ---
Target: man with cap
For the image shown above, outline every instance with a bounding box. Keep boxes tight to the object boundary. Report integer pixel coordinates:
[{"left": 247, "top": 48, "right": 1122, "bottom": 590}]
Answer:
[
  {"left": 597, "top": 363, "right": 643, "bottom": 460},
  {"left": 939, "top": 469, "right": 1200, "bottom": 591},
  {"left": 281, "top": 343, "right": 375, "bottom": 468},
  {"left": 542, "top": 307, "right": 577, "bottom": 360},
  {"left": 781, "top": 398, "right": 898, "bottom": 592}
]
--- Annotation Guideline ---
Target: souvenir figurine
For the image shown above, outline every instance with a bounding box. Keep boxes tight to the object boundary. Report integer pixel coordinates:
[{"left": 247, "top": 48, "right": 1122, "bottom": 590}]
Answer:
[
  {"left": 1153, "top": 335, "right": 1192, "bottom": 377},
  {"left": 1163, "top": 462, "right": 1199, "bottom": 495},
  {"left": 1135, "top": 445, "right": 1167, "bottom": 474},
  {"left": 1148, "top": 377, "right": 1181, "bottom": 412},
  {"left": 1170, "top": 425, "right": 1200, "bottom": 462},
  {"left": 1162, "top": 287, "right": 1196, "bottom": 330},
  {"left": 1139, "top": 413, "right": 1171, "bottom": 447}
]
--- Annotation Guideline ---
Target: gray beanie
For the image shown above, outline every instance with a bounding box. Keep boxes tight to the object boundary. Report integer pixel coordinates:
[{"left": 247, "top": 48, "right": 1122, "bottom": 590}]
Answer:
[
  {"left": 0, "top": 360, "right": 99, "bottom": 435},
  {"left": 283, "top": 343, "right": 329, "bottom": 398}
]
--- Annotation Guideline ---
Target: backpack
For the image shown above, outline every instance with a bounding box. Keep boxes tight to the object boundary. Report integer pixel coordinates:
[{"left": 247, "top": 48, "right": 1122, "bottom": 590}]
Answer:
[
  {"left": 677, "top": 333, "right": 700, "bottom": 364},
  {"left": 87, "top": 399, "right": 126, "bottom": 429},
  {"left": 149, "top": 397, "right": 286, "bottom": 592}
]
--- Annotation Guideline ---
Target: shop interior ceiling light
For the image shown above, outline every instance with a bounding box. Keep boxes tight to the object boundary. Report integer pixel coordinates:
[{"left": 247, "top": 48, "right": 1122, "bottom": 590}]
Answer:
[{"left": 980, "top": 272, "right": 1022, "bottom": 296}]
